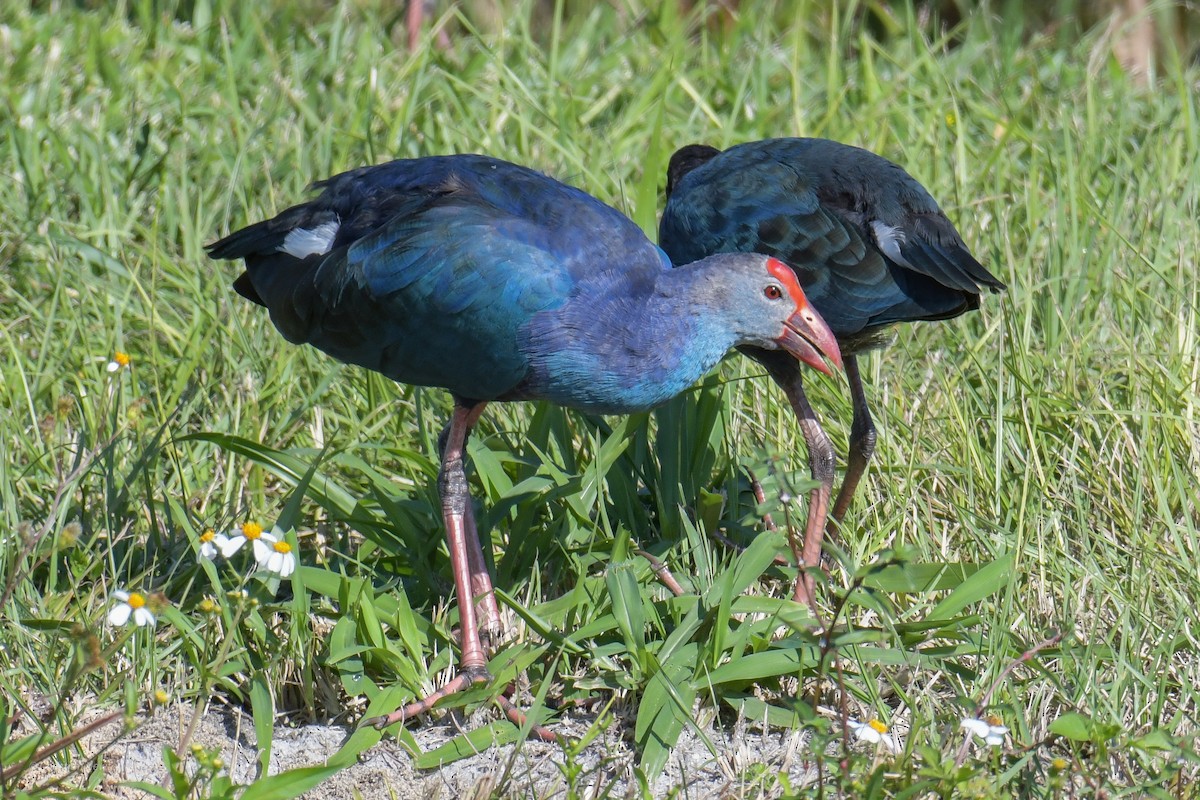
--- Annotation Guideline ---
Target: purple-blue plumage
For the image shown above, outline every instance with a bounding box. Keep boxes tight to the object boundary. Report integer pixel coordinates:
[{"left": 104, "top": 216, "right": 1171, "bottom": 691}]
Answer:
[
  {"left": 208, "top": 154, "right": 840, "bottom": 412},
  {"left": 659, "top": 138, "right": 1005, "bottom": 602},
  {"left": 661, "top": 138, "right": 1004, "bottom": 350},
  {"left": 207, "top": 153, "right": 843, "bottom": 734}
]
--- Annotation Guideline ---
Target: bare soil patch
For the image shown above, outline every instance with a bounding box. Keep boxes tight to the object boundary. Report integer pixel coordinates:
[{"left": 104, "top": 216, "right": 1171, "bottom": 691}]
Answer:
[{"left": 26, "top": 703, "right": 820, "bottom": 798}]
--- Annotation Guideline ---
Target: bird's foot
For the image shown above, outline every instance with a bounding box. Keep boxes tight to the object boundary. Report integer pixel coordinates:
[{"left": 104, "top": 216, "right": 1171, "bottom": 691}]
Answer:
[
  {"left": 360, "top": 666, "right": 558, "bottom": 742},
  {"left": 635, "top": 549, "right": 687, "bottom": 597}
]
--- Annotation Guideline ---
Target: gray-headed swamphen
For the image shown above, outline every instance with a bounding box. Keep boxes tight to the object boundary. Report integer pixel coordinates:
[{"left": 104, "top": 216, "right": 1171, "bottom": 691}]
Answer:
[
  {"left": 660, "top": 138, "right": 1005, "bottom": 603},
  {"left": 207, "top": 154, "right": 843, "bottom": 737}
]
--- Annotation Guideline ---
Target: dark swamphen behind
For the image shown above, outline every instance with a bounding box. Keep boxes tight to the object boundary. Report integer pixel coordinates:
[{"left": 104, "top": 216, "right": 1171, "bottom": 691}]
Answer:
[
  {"left": 660, "top": 138, "right": 1005, "bottom": 602},
  {"left": 208, "top": 154, "right": 843, "bottom": 737}
]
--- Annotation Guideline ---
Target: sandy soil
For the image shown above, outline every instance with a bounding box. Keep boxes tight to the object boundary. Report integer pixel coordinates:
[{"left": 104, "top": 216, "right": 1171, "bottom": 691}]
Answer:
[{"left": 25, "top": 702, "right": 821, "bottom": 799}]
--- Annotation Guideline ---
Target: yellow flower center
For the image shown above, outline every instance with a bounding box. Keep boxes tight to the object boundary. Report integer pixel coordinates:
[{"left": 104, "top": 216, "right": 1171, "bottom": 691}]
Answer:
[
  {"left": 1051, "top": 757, "right": 1068, "bottom": 771},
  {"left": 114, "top": 352, "right": 131, "bottom": 367},
  {"left": 868, "top": 719, "right": 889, "bottom": 734},
  {"left": 273, "top": 540, "right": 292, "bottom": 554},
  {"left": 985, "top": 714, "right": 1004, "bottom": 727},
  {"left": 198, "top": 598, "right": 217, "bottom": 613},
  {"left": 127, "top": 592, "right": 146, "bottom": 609},
  {"left": 242, "top": 522, "right": 263, "bottom": 539},
  {"left": 199, "top": 529, "right": 215, "bottom": 543},
  {"left": 154, "top": 689, "right": 169, "bottom": 705}
]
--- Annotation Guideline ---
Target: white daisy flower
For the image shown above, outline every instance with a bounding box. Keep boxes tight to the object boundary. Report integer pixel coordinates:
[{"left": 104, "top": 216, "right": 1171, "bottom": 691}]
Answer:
[
  {"left": 848, "top": 718, "right": 901, "bottom": 753},
  {"left": 197, "top": 528, "right": 231, "bottom": 560},
  {"left": 249, "top": 526, "right": 280, "bottom": 564},
  {"left": 106, "top": 352, "right": 131, "bottom": 372},
  {"left": 218, "top": 522, "right": 296, "bottom": 578},
  {"left": 218, "top": 521, "right": 270, "bottom": 557},
  {"left": 256, "top": 535, "right": 297, "bottom": 577},
  {"left": 961, "top": 715, "right": 1009, "bottom": 746},
  {"left": 108, "top": 590, "right": 156, "bottom": 627}
]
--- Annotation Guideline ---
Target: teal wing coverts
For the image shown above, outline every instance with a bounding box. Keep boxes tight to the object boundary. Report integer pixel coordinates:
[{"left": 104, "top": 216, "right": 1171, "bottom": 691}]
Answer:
[
  {"left": 208, "top": 155, "right": 669, "bottom": 403},
  {"left": 660, "top": 138, "right": 1004, "bottom": 338}
]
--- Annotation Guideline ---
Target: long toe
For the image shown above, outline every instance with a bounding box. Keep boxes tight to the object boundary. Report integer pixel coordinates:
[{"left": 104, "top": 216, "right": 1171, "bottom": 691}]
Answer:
[
  {"left": 361, "top": 668, "right": 490, "bottom": 730},
  {"left": 361, "top": 666, "right": 557, "bottom": 742}
]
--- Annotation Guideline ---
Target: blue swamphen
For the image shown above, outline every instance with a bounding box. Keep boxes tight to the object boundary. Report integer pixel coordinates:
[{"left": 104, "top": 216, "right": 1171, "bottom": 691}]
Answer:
[
  {"left": 660, "top": 138, "right": 1005, "bottom": 602},
  {"left": 207, "top": 154, "right": 843, "bottom": 736}
]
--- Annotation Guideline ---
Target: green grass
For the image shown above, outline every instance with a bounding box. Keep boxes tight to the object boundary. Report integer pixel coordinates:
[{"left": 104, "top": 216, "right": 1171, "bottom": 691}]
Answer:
[{"left": 2, "top": 1, "right": 1198, "bottom": 797}]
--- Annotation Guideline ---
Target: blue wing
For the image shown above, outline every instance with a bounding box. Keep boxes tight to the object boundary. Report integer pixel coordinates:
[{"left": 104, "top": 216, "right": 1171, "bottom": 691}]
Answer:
[
  {"left": 208, "top": 155, "right": 669, "bottom": 401},
  {"left": 660, "top": 138, "right": 1004, "bottom": 337}
]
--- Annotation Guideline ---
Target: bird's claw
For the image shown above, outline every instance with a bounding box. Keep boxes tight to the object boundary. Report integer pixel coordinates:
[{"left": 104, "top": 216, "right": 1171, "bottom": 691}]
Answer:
[
  {"left": 360, "top": 666, "right": 558, "bottom": 742},
  {"left": 361, "top": 668, "right": 489, "bottom": 730}
]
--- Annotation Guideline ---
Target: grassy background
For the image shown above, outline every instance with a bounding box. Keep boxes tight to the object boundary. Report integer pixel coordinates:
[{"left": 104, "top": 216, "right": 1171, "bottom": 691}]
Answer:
[{"left": 2, "top": 0, "right": 1198, "bottom": 796}]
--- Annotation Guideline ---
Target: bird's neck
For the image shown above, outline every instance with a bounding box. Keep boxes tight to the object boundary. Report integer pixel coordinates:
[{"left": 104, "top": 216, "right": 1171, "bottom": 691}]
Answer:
[{"left": 518, "top": 269, "right": 736, "bottom": 414}]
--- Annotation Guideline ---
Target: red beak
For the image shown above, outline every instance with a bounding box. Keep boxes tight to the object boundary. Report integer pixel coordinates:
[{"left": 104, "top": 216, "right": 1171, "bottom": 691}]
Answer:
[{"left": 776, "top": 301, "right": 843, "bottom": 376}]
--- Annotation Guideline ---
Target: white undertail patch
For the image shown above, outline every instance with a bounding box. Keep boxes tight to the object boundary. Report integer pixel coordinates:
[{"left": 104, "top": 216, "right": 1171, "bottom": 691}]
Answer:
[
  {"left": 279, "top": 219, "right": 340, "bottom": 258},
  {"left": 870, "top": 220, "right": 911, "bottom": 267}
]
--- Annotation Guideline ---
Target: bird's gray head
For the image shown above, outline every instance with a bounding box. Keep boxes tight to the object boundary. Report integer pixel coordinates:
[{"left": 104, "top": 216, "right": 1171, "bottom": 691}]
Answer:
[
  {"left": 682, "top": 253, "right": 843, "bottom": 375},
  {"left": 665, "top": 144, "right": 722, "bottom": 197}
]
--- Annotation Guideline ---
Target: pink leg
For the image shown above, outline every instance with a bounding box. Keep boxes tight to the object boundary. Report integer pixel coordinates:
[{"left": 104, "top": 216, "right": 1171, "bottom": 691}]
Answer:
[
  {"left": 746, "top": 466, "right": 779, "bottom": 532},
  {"left": 406, "top": 0, "right": 423, "bottom": 51},
  {"left": 440, "top": 405, "right": 503, "bottom": 644},
  {"left": 363, "top": 402, "right": 554, "bottom": 741},
  {"left": 830, "top": 355, "right": 876, "bottom": 526},
  {"left": 407, "top": 1, "right": 452, "bottom": 51},
  {"left": 759, "top": 354, "right": 834, "bottom": 610},
  {"left": 636, "top": 549, "right": 686, "bottom": 597},
  {"left": 789, "top": 389, "right": 833, "bottom": 608},
  {"left": 461, "top": 492, "right": 505, "bottom": 647},
  {"left": 438, "top": 403, "right": 490, "bottom": 675}
]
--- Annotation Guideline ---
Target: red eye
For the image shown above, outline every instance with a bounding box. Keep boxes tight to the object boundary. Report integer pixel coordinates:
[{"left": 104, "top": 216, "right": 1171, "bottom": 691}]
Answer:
[{"left": 764, "top": 284, "right": 783, "bottom": 300}]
